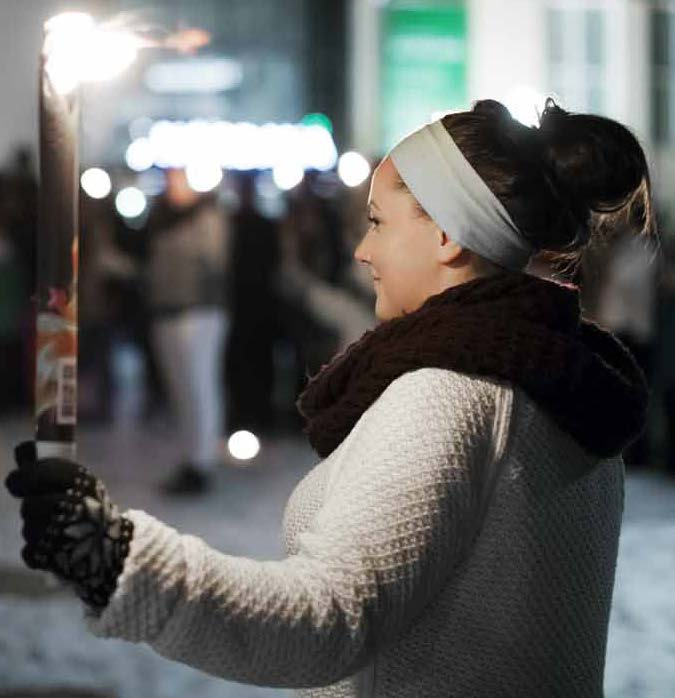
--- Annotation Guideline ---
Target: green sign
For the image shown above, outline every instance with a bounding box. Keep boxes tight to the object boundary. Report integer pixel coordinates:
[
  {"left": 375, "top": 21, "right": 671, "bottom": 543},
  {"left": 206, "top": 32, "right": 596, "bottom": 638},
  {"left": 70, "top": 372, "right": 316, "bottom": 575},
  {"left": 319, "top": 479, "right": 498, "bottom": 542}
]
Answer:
[{"left": 381, "top": 1, "right": 468, "bottom": 151}]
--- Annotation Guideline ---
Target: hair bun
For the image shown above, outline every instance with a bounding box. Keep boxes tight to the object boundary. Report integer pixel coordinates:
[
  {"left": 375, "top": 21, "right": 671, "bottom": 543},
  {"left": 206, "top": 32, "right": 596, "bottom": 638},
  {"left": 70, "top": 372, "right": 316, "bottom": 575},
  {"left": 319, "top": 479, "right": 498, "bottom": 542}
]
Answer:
[
  {"left": 536, "top": 98, "right": 648, "bottom": 218},
  {"left": 441, "top": 97, "right": 654, "bottom": 261},
  {"left": 537, "top": 97, "right": 568, "bottom": 136},
  {"left": 472, "top": 99, "right": 515, "bottom": 130}
]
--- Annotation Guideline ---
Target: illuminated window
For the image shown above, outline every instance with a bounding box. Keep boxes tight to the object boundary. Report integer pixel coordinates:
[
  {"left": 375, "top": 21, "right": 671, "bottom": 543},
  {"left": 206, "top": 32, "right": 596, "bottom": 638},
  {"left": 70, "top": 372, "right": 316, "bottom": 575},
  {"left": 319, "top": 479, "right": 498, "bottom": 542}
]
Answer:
[
  {"left": 380, "top": 2, "right": 467, "bottom": 151},
  {"left": 546, "top": 6, "right": 607, "bottom": 114},
  {"left": 651, "top": 9, "right": 674, "bottom": 143}
]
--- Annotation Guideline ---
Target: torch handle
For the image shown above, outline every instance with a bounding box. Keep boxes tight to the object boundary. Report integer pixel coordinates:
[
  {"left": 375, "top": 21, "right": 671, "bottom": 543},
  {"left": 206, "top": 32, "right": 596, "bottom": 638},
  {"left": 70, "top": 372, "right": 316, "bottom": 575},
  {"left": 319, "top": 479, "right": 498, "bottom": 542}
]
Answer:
[{"left": 35, "top": 50, "right": 80, "bottom": 453}]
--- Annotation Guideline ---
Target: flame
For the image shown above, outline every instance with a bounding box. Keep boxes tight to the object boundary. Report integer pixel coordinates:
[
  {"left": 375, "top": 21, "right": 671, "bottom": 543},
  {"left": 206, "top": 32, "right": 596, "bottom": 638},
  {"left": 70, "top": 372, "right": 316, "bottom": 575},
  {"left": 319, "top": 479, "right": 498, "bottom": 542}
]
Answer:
[
  {"left": 43, "top": 12, "right": 211, "bottom": 94},
  {"left": 160, "top": 28, "right": 211, "bottom": 54}
]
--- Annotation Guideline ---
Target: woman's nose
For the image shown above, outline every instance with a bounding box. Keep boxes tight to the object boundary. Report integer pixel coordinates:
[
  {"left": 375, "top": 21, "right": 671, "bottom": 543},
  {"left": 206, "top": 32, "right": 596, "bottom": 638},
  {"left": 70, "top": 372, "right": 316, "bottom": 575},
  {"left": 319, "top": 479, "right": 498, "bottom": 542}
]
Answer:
[{"left": 353, "top": 232, "right": 370, "bottom": 264}]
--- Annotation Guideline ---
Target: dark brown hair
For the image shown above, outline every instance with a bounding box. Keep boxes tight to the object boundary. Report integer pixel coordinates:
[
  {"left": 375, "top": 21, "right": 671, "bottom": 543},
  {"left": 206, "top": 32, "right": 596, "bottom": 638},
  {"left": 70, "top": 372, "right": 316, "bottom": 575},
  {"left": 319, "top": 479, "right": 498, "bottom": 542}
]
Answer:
[{"left": 437, "top": 98, "right": 655, "bottom": 263}]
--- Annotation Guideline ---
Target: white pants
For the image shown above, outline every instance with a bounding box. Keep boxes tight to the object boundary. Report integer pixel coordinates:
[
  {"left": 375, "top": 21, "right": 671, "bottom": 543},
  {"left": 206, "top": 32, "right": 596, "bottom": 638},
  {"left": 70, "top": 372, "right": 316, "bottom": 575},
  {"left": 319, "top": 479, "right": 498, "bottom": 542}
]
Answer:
[{"left": 152, "top": 308, "right": 228, "bottom": 471}]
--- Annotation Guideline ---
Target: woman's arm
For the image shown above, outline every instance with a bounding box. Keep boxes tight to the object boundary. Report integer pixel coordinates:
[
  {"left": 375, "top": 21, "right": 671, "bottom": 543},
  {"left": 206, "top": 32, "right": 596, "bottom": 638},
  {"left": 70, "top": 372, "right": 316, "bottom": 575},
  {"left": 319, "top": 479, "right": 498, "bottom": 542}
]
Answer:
[{"left": 86, "top": 369, "right": 508, "bottom": 689}]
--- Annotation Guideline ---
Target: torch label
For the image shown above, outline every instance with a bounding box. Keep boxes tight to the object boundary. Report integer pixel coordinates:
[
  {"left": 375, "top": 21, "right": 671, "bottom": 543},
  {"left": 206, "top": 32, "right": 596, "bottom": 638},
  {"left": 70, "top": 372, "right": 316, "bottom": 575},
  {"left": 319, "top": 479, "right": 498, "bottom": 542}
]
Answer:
[{"left": 56, "top": 357, "right": 77, "bottom": 424}]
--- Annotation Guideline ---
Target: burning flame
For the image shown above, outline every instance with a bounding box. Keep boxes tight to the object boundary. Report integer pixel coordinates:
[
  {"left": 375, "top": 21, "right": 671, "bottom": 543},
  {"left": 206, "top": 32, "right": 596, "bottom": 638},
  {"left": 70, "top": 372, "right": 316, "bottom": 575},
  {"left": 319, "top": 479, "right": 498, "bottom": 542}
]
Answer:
[
  {"left": 43, "top": 12, "right": 211, "bottom": 95},
  {"left": 159, "top": 28, "right": 211, "bottom": 54}
]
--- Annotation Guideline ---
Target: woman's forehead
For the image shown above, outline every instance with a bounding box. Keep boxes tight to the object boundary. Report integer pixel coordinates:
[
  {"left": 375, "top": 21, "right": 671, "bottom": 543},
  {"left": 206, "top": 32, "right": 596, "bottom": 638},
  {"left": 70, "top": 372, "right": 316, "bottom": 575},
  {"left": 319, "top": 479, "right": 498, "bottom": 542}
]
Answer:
[
  {"left": 369, "top": 157, "right": 399, "bottom": 203},
  {"left": 374, "top": 157, "right": 398, "bottom": 185}
]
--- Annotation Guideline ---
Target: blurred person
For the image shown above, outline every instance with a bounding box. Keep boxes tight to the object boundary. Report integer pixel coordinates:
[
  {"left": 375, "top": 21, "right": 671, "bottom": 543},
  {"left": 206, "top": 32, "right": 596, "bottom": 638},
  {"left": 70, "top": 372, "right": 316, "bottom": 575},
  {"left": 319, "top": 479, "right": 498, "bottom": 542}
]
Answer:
[
  {"left": 107, "top": 201, "right": 167, "bottom": 423},
  {"left": 288, "top": 266, "right": 376, "bottom": 355},
  {"left": 276, "top": 171, "right": 373, "bottom": 395},
  {"left": 78, "top": 196, "right": 141, "bottom": 423},
  {"left": 0, "top": 149, "right": 38, "bottom": 409},
  {"left": 656, "top": 226, "right": 675, "bottom": 475},
  {"left": 594, "top": 227, "right": 658, "bottom": 467},
  {"left": 146, "top": 168, "right": 232, "bottom": 494},
  {"left": 286, "top": 171, "right": 350, "bottom": 285},
  {"left": 5, "top": 99, "right": 656, "bottom": 696},
  {"left": 4, "top": 146, "right": 37, "bottom": 291},
  {"left": 279, "top": 180, "right": 375, "bottom": 357},
  {"left": 273, "top": 176, "right": 343, "bottom": 412},
  {"left": 226, "top": 171, "right": 280, "bottom": 435},
  {"left": 0, "top": 207, "right": 28, "bottom": 412}
]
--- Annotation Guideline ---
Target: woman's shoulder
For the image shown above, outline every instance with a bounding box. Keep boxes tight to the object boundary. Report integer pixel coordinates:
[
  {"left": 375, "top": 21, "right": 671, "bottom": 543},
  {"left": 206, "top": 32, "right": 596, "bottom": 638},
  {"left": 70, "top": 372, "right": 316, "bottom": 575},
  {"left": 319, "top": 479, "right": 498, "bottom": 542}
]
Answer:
[
  {"left": 351, "top": 368, "right": 515, "bottom": 461},
  {"left": 377, "top": 367, "right": 512, "bottom": 414}
]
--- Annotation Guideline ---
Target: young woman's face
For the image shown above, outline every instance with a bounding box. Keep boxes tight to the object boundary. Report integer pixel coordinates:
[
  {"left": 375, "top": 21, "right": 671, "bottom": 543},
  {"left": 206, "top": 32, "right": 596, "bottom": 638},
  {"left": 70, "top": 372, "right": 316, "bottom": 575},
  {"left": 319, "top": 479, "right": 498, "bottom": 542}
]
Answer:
[{"left": 354, "top": 157, "right": 451, "bottom": 321}]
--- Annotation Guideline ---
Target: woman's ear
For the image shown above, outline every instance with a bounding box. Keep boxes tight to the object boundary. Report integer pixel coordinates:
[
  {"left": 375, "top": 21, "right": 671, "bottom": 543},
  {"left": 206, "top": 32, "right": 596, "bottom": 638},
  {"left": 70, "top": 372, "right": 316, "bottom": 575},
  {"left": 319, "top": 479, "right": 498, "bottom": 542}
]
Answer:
[{"left": 436, "top": 228, "right": 465, "bottom": 266}]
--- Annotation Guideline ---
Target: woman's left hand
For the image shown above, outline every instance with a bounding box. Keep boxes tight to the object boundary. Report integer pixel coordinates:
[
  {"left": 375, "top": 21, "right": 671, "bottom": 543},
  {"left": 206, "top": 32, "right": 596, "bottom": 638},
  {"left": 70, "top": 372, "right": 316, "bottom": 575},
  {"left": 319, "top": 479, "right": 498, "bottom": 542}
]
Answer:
[{"left": 4, "top": 441, "right": 134, "bottom": 611}]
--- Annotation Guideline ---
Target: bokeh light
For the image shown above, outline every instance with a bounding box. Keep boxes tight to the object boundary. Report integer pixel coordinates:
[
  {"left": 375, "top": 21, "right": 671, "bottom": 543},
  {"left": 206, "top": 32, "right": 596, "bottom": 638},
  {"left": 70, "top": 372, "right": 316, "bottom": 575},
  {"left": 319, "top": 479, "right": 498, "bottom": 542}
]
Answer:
[
  {"left": 273, "top": 162, "right": 304, "bottom": 191},
  {"left": 227, "top": 430, "right": 261, "bottom": 461},
  {"left": 140, "top": 119, "right": 339, "bottom": 171},
  {"left": 338, "top": 151, "right": 371, "bottom": 188},
  {"left": 80, "top": 167, "right": 111, "bottom": 199},
  {"left": 301, "top": 112, "right": 334, "bottom": 133},
  {"left": 125, "top": 138, "right": 154, "bottom": 172},
  {"left": 186, "top": 160, "right": 223, "bottom": 192},
  {"left": 503, "top": 86, "right": 548, "bottom": 127},
  {"left": 115, "top": 186, "right": 147, "bottom": 218}
]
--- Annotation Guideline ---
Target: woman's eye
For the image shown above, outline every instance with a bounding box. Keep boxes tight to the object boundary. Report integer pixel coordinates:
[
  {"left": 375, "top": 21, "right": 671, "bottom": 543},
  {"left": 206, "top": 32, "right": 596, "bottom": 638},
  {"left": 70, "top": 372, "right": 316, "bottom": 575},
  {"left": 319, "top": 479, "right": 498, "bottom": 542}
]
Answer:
[{"left": 367, "top": 215, "right": 380, "bottom": 228}]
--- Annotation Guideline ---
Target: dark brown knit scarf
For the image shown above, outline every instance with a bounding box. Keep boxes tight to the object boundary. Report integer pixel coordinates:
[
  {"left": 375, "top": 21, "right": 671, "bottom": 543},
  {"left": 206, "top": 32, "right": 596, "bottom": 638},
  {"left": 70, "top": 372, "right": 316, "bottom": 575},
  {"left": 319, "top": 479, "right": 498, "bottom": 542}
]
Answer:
[{"left": 297, "top": 271, "right": 648, "bottom": 461}]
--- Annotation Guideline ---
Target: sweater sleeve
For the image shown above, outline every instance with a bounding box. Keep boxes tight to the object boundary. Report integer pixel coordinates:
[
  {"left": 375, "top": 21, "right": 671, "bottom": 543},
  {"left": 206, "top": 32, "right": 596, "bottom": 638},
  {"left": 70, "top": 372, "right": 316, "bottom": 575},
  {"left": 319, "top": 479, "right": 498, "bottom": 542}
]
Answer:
[{"left": 85, "top": 369, "right": 505, "bottom": 689}]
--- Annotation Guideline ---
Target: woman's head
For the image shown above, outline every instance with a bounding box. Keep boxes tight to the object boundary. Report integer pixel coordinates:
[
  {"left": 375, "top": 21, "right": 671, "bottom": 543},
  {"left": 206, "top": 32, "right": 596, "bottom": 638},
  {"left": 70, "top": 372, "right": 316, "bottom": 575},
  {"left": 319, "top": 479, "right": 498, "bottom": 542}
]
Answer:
[
  {"left": 354, "top": 98, "right": 655, "bottom": 321},
  {"left": 354, "top": 156, "right": 474, "bottom": 321}
]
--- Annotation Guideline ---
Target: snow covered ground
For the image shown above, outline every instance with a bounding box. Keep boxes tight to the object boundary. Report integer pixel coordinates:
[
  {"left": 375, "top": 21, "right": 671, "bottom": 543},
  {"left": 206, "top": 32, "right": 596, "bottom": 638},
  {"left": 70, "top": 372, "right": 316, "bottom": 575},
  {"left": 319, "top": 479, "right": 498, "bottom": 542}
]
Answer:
[
  {"left": 604, "top": 473, "right": 675, "bottom": 698},
  {"left": 0, "top": 416, "right": 673, "bottom": 697}
]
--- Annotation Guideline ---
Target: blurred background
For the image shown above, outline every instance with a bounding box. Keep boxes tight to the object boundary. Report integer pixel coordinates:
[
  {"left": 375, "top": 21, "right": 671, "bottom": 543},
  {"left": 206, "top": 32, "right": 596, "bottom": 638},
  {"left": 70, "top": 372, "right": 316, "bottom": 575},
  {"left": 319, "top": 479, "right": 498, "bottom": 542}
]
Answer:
[{"left": 0, "top": 0, "right": 674, "bottom": 696}]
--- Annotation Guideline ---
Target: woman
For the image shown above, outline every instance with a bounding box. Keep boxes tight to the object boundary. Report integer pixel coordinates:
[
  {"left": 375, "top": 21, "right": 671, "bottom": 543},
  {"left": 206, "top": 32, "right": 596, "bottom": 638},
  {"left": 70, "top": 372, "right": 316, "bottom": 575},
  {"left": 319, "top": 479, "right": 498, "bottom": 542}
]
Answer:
[{"left": 4, "top": 99, "right": 653, "bottom": 696}]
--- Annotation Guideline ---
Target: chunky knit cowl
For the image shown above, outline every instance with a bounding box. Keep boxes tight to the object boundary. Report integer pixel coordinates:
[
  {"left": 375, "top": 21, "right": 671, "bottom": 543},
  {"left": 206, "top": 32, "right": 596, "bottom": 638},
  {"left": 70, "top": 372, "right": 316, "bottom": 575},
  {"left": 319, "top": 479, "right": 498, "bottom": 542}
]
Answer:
[{"left": 297, "top": 270, "right": 648, "bottom": 462}]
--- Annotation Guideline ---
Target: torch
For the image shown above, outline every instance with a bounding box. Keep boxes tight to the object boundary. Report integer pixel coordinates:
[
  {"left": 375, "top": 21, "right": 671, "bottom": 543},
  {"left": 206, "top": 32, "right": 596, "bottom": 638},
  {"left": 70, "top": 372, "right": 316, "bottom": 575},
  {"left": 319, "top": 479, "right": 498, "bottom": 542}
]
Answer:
[
  {"left": 35, "top": 13, "right": 210, "bottom": 460},
  {"left": 36, "top": 13, "right": 139, "bottom": 460}
]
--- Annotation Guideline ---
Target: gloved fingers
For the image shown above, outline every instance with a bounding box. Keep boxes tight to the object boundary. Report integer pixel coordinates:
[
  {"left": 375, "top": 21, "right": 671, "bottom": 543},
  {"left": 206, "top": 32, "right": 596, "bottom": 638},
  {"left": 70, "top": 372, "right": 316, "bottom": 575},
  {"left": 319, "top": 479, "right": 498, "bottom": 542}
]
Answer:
[
  {"left": 20, "top": 543, "right": 50, "bottom": 571},
  {"left": 5, "top": 442, "right": 36, "bottom": 495},
  {"left": 5, "top": 458, "right": 92, "bottom": 498},
  {"left": 20, "top": 493, "right": 65, "bottom": 545},
  {"left": 14, "top": 441, "right": 36, "bottom": 470},
  {"left": 3, "top": 470, "right": 20, "bottom": 498}
]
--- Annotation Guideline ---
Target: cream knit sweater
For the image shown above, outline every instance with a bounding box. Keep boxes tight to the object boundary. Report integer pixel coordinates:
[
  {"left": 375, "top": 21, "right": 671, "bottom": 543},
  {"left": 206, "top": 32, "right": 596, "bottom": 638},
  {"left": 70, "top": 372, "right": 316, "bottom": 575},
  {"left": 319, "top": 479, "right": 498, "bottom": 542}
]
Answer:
[{"left": 85, "top": 368, "right": 623, "bottom": 697}]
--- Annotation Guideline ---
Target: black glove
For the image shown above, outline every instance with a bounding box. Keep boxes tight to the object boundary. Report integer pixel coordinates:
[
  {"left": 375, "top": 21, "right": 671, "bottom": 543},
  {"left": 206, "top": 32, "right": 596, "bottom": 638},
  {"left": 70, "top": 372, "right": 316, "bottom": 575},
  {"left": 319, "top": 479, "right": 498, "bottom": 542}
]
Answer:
[{"left": 4, "top": 441, "right": 134, "bottom": 611}]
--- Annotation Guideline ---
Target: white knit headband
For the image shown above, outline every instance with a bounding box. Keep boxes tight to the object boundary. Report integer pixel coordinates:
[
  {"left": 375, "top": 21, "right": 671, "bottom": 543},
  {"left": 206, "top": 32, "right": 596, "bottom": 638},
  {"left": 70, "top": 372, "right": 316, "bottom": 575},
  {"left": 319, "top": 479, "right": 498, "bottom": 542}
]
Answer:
[{"left": 389, "top": 120, "right": 535, "bottom": 271}]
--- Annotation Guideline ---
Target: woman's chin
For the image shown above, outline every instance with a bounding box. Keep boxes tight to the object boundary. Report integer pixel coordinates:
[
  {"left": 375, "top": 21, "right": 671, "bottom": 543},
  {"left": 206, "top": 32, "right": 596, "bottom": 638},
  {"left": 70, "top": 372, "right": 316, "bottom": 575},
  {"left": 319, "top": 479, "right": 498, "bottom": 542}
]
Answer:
[
  {"left": 374, "top": 296, "right": 393, "bottom": 322},
  {"left": 374, "top": 297, "right": 384, "bottom": 320}
]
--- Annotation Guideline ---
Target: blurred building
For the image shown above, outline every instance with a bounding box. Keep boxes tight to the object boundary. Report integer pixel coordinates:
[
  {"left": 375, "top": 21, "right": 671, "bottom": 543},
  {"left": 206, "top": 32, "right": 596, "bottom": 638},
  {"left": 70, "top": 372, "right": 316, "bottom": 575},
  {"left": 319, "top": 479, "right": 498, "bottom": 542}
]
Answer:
[
  {"left": 350, "top": 0, "right": 675, "bottom": 220},
  {"left": 2, "top": 0, "right": 674, "bottom": 216},
  {"left": 78, "top": 0, "right": 348, "bottom": 167}
]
